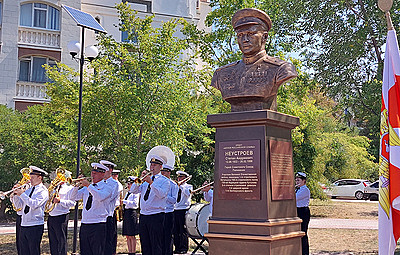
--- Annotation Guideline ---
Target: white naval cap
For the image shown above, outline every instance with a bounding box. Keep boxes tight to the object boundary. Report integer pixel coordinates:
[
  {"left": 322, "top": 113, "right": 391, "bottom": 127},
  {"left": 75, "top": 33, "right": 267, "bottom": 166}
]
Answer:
[
  {"left": 100, "top": 160, "right": 117, "bottom": 170},
  {"left": 127, "top": 176, "right": 137, "bottom": 183},
  {"left": 29, "top": 166, "right": 48, "bottom": 176},
  {"left": 296, "top": 172, "right": 307, "bottom": 178},
  {"left": 91, "top": 162, "right": 108, "bottom": 172},
  {"left": 149, "top": 155, "right": 166, "bottom": 165},
  {"left": 162, "top": 164, "right": 174, "bottom": 171},
  {"left": 176, "top": 170, "right": 189, "bottom": 177},
  {"left": 112, "top": 169, "right": 121, "bottom": 174}
]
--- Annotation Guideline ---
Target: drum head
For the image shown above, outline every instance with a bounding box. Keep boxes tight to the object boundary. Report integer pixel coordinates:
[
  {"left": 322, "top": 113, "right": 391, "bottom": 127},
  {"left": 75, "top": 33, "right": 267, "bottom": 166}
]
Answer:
[{"left": 185, "top": 203, "right": 211, "bottom": 238}]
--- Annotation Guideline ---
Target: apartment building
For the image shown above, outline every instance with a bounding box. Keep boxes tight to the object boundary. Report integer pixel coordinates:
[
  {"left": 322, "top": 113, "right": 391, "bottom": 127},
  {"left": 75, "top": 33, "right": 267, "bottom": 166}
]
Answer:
[{"left": 0, "top": 0, "right": 210, "bottom": 110}]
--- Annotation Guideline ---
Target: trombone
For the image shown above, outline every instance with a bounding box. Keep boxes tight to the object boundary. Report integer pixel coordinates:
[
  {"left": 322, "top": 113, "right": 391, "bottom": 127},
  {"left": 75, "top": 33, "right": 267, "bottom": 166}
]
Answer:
[
  {"left": 176, "top": 175, "right": 192, "bottom": 186},
  {"left": 191, "top": 181, "right": 214, "bottom": 194},
  {"left": 0, "top": 183, "right": 30, "bottom": 200}
]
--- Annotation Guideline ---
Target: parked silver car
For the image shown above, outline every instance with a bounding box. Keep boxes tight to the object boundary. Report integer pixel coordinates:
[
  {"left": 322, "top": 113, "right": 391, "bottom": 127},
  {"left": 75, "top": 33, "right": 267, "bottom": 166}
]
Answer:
[
  {"left": 364, "top": 181, "right": 379, "bottom": 201},
  {"left": 327, "top": 179, "right": 371, "bottom": 200}
]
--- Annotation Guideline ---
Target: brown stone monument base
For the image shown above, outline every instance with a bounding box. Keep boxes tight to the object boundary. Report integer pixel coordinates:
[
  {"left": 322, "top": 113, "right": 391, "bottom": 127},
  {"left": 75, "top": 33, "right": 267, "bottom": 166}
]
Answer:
[{"left": 206, "top": 110, "right": 304, "bottom": 255}]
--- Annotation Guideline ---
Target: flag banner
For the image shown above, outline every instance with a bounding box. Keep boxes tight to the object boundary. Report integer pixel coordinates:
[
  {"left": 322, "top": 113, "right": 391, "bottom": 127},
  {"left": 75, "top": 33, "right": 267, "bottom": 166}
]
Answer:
[{"left": 379, "top": 29, "right": 400, "bottom": 254}]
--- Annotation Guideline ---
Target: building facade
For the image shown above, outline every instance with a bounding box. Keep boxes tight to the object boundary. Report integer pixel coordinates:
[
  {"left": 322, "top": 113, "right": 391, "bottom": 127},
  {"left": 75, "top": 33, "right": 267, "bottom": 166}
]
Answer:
[{"left": 0, "top": 0, "right": 210, "bottom": 110}]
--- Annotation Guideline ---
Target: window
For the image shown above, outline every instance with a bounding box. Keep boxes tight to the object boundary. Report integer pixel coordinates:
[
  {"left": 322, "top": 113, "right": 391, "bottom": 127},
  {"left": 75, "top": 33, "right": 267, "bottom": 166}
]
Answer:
[
  {"left": 121, "top": 29, "right": 138, "bottom": 43},
  {"left": 19, "top": 56, "right": 56, "bottom": 83},
  {"left": 20, "top": 3, "right": 60, "bottom": 30}
]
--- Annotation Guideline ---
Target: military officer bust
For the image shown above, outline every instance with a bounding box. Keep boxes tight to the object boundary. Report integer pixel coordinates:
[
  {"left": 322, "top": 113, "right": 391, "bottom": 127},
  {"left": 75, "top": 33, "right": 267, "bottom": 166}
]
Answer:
[{"left": 211, "top": 8, "right": 297, "bottom": 112}]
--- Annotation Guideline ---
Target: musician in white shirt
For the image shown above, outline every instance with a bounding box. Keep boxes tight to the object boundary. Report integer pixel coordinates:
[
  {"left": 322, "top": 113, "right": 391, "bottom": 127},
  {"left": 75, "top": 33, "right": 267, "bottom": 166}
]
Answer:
[
  {"left": 70, "top": 163, "right": 112, "bottom": 255},
  {"left": 161, "top": 164, "right": 178, "bottom": 255},
  {"left": 130, "top": 155, "right": 170, "bottom": 255},
  {"left": 202, "top": 181, "right": 213, "bottom": 215},
  {"left": 47, "top": 181, "right": 75, "bottom": 255},
  {"left": 100, "top": 160, "right": 123, "bottom": 255},
  {"left": 122, "top": 176, "right": 140, "bottom": 255},
  {"left": 13, "top": 166, "right": 49, "bottom": 255},
  {"left": 173, "top": 171, "right": 193, "bottom": 254},
  {"left": 295, "top": 172, "right": 311, "bottom": 255}
]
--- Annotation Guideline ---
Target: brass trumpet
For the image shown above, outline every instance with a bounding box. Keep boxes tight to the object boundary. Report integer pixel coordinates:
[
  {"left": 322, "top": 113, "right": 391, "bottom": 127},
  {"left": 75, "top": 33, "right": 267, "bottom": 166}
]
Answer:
[
  {"left": 68, "top": 177, "right": 92, "bottom": 186},
  {"left": 5, "top": 167, "right": 32, "bottom": 211},
  {"left": 176, "top": 175, "right": 192, "bottom": 186},
  {"left": 135, "top": 172, "right": 152, "bottom": 184},
  {"left": 191, "top": 181, "right": 214, "bottom": 194}
]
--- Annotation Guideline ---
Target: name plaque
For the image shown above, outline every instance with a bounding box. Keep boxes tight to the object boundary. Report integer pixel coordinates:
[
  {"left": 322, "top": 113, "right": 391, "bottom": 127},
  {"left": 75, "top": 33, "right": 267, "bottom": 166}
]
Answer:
[
  {"left": 218, "top": 140, "right": 261, "bottom": 200},
  {"left": 269, "top": 140, "right": 295, "bottom": 200}
]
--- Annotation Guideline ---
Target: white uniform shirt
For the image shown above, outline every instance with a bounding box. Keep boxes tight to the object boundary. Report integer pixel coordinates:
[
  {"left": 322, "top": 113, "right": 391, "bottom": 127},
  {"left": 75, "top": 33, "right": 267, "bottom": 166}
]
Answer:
[
  {"left": 49, "top": 183, "right": 76, "bottom": 216},
  {"left": 104, "top": 177, "right": 122, "bottom": 217},
  {"left": 165, "top": 179, "right": 178, "bottom": 213},
  {"left": 296, "top": 185, "right": 310, "bottom": 208},
  {"left": 11, "top": 195, "right": 24, "bottom": 216},
  {"left": 130, "top": 173, "right": 170, "bottom": 215},
  {"left": 122, "top": 191, "right": 140, "bottom": 209},
  {"left": 204, "top": 189, "right": 213, "bottom": 215},
  {"left": 174, "top": 183, "right": 193, "bottom": 210},
  {"left": 70, "top": 181, "right": 112, "bottom": 224},
  {"left": 15, "top": 183, "right": 49, "bottom": 227}
]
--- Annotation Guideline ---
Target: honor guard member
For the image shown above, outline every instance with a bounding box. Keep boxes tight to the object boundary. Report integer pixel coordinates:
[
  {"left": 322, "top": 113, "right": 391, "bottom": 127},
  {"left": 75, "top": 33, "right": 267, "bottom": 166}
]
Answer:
[
  {"left": 47, "top": 176, "right": 75, "bottom": 255},
  {"left": 202, "top": 181, "right": 214, "bottom": 215},
  {"left": 70, "top": 163, "right": 112, "bottom": 255},
  {"left": 122, "top": 176, "right": 140, "bottom": 255},
  {"left": 295, "top": 172, "right": 311, "bottom": 255},
  {"left": 173, "top": 171, "right": 193, "bottom": 254},
  {"left": 130, "top": 155, "right": 170, "bottom": 255},
  {"left": 211, "top": 8, "right": 297, "bottom": 112},
  {"left": 13, "top": 166, "right": 49, "bottom": 255},
  {"left": 160, "top": 164, "right": 178, "bottom": 255},
  {"left": 100, "top": 160, "right": 123, "bottom": 255}
]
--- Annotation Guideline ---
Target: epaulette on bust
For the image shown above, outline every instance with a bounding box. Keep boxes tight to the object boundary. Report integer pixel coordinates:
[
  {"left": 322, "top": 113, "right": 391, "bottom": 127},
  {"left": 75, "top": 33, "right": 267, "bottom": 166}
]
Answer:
[
  {"left": 263, "top": 56, "right": 286, "bottom": 66},
  {"left": 216, "top": 61, "right": 240, "bottom": 71}
]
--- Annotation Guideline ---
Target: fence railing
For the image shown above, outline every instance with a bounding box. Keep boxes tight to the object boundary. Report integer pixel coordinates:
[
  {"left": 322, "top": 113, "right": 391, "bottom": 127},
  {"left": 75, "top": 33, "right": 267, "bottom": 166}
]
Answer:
[
  {"left": 16, "top": 81, "right": 48, "bottom": 100},
  {"left": 18, "top": 27, "right": 60, "bottom": 48}
]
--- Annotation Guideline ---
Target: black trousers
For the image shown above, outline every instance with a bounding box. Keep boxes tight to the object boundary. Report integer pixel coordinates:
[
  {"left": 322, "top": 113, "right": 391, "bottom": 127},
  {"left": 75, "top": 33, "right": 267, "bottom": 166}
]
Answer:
[
  {"left": 20, "top": 224, "right": 44, "bottom": 255},
  {"left": 105, "top": 215, "right": 117, "bottom": 255},
  {"left": 16, "top": 214, "right": 22, "bottom": 255},
  {"left": 163, "top": 212, "right": 174, "bottom": 255},
  {"left": 139, "top": 213, "right": 165, "bottom": 255},
  {"left": 80, "top": 222, "right": 106, "bottom": 255},
  {"left": 297, "top": 207, "right": 310, "bottom": 255},
  {"left": 173, "top": 209, "right": 188, "bottom": 253},
  {"left": 48, "top": 213, "right": 69, "bottom": 255}
]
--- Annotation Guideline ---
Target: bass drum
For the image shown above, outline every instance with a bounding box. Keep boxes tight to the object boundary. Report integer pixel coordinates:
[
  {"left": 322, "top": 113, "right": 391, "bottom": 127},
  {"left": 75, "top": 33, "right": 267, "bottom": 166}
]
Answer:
[{"left": 185, "top": 203, "right": 211, "bottom": 238}]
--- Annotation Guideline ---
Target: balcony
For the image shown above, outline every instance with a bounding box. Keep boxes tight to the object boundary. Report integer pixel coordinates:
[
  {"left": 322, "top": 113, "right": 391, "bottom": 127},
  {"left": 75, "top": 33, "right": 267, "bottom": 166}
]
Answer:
[
  {"left": 18, "top": 27, "right": 60, "bottom": 48},
  {"left": 15, "top": 81, "right": 48, "bottom": 101}
]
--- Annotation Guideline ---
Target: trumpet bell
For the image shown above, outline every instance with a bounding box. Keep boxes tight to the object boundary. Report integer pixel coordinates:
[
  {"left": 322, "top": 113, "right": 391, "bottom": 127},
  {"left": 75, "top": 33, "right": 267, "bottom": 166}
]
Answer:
[{"left": 146, "top": 145, "right": 175, "bottom": 169}]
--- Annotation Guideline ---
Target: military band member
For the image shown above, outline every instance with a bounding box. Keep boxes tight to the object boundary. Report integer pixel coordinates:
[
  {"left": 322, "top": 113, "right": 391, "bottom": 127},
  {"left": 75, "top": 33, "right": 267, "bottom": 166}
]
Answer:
[
  {"left": 47, "top": 181, "right": 75, "bottom": 255},
  {"left": 13, "top": 166, "right": 49, "bottom": 255},
  {"left": 130, "top": 155, "right": 170, "bottom": 255},
  {"left": 161, "top": 164, "right": 178, "bottom": 255},
  {"left": 10, "top": 179, "right": 30, "bottom": 255},
  {"left": 173, "top": 171, "right": 193, "bottom": 254},
  {"left": 100, "top": 160, "right": 123, "bottom": 255},
  {"left": 202, "top": 181, "right": 214, "bottom": 215},
  {"left": 122, "top": 176, "right": 140, "bottom": 255},
  {"left": 70, "top": 163, "right": 112, "bottom": 255}
]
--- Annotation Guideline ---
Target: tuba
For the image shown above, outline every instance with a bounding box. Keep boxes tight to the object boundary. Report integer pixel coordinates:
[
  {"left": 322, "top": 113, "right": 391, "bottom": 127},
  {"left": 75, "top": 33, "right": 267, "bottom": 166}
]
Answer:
[
  {"left": 145, "top": 145, "right": 175, "bottom": 170},
  {"left": 8, "top": 168, "right": 32, "bottom": 212},
  {"left": 44, "top": 168, "right": 69, "bottom": 213}
]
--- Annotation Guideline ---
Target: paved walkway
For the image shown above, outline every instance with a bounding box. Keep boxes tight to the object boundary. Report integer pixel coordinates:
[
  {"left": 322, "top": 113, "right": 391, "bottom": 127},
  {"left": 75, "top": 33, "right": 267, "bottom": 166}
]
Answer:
[{"left": 0, "top": 217, "right": 378, "bottom": 235}]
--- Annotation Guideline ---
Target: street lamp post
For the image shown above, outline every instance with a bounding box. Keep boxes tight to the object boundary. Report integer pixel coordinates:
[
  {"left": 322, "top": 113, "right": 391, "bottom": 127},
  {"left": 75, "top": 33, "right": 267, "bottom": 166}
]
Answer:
[{"left": 67, "top": 30, "right": 98, "bottom": 255}]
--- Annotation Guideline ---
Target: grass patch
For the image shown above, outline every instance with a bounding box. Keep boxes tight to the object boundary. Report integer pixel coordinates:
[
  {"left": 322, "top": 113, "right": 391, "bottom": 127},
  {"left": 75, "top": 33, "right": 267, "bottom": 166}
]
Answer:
[{"left": 310, "top": 199, "right": 378, "bottom": 219}]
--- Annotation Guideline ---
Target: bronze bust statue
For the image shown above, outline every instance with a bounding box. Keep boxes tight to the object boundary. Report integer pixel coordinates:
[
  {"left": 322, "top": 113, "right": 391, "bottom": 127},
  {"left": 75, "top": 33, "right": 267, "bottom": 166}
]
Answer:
[{"left": 211, "top": 8, "right": 298, "bottom": 112}]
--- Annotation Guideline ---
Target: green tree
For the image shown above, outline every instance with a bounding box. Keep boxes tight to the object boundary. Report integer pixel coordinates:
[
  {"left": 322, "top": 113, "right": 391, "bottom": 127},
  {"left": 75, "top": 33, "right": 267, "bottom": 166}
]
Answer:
[{"left": 45, "top": 3, "right": 216, "bottom": 179}]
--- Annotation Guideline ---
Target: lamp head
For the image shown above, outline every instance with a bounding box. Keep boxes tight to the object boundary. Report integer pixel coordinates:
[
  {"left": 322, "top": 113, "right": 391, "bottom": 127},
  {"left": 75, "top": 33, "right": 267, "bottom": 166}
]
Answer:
[{"left": 67, "top": 41, "right": 81, "bottom": 59}]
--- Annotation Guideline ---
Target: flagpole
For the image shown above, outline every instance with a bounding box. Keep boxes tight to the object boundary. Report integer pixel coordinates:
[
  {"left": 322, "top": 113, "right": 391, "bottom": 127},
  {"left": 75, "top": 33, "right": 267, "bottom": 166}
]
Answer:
[{"left": 378, "top": 0, "right": 394, "bottom": 30}]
